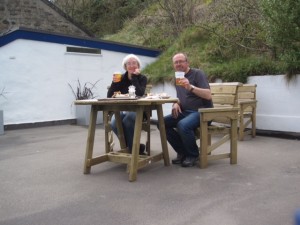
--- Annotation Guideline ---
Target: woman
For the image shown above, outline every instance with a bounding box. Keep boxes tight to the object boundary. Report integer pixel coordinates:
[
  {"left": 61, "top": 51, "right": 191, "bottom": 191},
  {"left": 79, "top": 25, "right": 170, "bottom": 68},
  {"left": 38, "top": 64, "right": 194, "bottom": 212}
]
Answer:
[{"left": 107, "top": 54, "right": 148, "bottom": 154}]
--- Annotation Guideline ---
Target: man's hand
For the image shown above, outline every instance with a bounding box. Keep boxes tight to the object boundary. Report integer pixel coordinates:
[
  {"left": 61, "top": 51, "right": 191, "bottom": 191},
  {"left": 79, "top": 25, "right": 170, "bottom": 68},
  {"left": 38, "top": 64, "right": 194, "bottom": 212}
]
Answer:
[
  {"left": 179, "top": 77, "right": 191, "bottom": 90},
  {"left": 172, "top": 103, "right": 182, "bottom": 118}
]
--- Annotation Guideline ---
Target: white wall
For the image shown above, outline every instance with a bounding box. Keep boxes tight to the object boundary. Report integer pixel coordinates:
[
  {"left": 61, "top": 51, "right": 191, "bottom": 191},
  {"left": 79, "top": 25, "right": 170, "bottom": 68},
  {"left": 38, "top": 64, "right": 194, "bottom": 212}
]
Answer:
[
  {"left": 150, "top": 82, "right": 176, "bottom": 120},
  {"left": 248, "top": 75, "right": 300, "bottom": 132},
  {"left": 0, "top": 39, "right": 157, "bottom": 125}
]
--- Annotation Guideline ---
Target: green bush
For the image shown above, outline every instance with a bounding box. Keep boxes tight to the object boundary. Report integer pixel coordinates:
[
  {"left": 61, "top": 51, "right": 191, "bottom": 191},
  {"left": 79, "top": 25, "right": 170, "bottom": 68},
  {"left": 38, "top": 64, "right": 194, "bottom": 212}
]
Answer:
[
  {"left": 259, "top": 0, "right": 300, "bottom": 78},
  {"left": 205, "top": 56, "right": 285, "bottom": 83}
]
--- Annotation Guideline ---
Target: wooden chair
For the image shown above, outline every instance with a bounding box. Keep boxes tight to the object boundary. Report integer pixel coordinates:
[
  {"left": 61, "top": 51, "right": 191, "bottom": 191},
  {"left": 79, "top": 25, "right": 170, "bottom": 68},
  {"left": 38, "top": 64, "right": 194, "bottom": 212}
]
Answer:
[
  {"left": 104, "top": 84, "right": 152, "bottom": 154},
  {"left": 196, "top": 82, "right": 241, "bottom": 168},
  {"left": 238, "top": 84, "right": 257, "bottom": 141}
]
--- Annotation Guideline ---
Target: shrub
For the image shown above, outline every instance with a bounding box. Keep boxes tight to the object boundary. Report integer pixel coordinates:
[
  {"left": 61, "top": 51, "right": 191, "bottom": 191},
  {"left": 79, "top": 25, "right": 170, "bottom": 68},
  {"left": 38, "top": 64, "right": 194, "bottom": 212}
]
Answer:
[{"left": 259, "top": 0, "right": 300, "bottom": 78}]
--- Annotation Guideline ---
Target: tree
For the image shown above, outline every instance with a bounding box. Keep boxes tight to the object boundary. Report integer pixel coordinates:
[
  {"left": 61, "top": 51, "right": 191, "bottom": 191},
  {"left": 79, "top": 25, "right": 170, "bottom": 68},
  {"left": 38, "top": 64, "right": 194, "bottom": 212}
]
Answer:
[
  {"left": 260, "top": 0, "right": 300, "bottom": 78},
  {"left": 157, "top": 0, "right": 203, "bottom": 34},
  {"left": 51, "top": 0, "right": 152, "bottom": 37},
  {"left": 198, "top": 0, "right": 269, "bottom": 60}
]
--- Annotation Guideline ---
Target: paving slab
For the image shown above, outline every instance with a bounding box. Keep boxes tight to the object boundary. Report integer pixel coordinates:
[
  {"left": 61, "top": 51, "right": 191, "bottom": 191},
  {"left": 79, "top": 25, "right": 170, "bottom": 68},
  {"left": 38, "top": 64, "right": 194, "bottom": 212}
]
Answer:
[{"left": 0, "top": 125, "right": 299, "bottom": 225}]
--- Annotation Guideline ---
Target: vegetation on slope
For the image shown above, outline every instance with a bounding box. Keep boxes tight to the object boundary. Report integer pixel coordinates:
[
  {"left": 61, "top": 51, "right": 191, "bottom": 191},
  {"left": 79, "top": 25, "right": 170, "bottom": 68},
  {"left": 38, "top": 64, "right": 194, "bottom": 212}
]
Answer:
[
  {"left": 53, "top": 0, "right": 300, "bottom": 84},
  {"left": 104, "top": 0, "right": 299, "bottom": 84}
]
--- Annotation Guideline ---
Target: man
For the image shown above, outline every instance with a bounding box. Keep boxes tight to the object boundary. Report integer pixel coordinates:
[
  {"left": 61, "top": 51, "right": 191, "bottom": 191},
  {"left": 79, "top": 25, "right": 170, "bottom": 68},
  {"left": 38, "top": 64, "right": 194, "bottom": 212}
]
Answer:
[{"left": 161, "top": 53, "right": 213, "bottom": 167}]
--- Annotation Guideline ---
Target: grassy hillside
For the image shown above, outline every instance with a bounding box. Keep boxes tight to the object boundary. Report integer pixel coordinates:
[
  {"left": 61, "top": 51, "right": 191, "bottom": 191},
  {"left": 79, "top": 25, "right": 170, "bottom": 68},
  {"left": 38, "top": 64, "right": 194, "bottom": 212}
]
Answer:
[{"left": 103, "top": 1, "right": 292, "bottom": 84}]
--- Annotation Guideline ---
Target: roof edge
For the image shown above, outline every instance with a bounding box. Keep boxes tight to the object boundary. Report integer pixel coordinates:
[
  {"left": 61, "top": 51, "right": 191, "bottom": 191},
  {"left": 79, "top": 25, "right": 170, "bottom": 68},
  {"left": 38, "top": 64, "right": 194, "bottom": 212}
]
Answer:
[{"left": 0, "top": 27, "right": 161, "bottom": 57}]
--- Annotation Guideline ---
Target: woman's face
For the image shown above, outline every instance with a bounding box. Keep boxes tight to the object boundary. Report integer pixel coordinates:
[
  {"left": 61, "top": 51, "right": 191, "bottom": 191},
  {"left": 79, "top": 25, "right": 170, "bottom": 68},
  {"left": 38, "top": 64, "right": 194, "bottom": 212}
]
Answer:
[{"left": 125, "top": 57, "right": 139, "bottom": 74}]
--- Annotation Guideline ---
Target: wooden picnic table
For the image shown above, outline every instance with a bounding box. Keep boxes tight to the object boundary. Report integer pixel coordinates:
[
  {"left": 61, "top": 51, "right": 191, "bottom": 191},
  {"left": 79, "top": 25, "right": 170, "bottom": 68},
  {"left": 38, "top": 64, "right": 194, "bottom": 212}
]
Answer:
[{"left": 75, "top": 97, "right": 178, "bottom": 182}]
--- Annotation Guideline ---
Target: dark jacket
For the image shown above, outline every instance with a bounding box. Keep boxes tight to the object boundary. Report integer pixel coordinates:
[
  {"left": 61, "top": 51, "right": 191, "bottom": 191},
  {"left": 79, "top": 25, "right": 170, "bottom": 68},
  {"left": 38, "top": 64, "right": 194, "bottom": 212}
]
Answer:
[{"left": 107, "top": 71, "right": 147, "bottom": 97}]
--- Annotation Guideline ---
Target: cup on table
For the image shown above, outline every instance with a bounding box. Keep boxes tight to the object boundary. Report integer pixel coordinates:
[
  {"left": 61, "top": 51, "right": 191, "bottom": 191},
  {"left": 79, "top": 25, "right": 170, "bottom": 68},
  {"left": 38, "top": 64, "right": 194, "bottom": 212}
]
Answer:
[
  {"left": 113, "top": 72, "right": 122, "bottom": 83},
  {"left": 175, "top": 71, "right": 185, "bottom": 86}
]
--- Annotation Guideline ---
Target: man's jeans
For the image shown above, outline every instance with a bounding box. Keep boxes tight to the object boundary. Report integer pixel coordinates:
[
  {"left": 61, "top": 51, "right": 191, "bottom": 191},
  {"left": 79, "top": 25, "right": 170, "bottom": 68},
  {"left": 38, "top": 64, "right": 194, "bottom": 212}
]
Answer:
[
  {"left": 111, "top": 111, "right": 136, "bottom": 152},
  {"left": 161, "top": 110, "right": 200, "bottom": 157}
]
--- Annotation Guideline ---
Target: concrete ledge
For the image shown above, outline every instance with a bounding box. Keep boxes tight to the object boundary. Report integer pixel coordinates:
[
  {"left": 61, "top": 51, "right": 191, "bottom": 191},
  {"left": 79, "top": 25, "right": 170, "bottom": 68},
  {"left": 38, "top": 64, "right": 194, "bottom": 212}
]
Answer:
[
  {"left": 256, "top": 129, "right": 300, "bottom": 140},
  {"left": 4, "top": 119, "right": 76, "bottom": 130}
]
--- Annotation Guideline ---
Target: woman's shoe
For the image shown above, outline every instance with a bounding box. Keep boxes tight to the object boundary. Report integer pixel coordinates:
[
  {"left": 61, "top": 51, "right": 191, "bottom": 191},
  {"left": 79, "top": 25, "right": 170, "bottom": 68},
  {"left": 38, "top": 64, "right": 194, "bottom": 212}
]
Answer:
[{"left": 139, "top": 144, "right": 146, "bottom": 155}]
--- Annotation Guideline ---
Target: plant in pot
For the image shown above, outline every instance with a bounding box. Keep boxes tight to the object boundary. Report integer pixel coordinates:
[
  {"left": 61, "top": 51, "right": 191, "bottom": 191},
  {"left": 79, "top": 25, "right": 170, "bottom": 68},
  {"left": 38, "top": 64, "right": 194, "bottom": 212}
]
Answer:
[
  {"left": 68, "top": 79, "right": 102, "bottom": 126},
  {"left": 68, "top": 79, "right": 100, "bottom": 100}
]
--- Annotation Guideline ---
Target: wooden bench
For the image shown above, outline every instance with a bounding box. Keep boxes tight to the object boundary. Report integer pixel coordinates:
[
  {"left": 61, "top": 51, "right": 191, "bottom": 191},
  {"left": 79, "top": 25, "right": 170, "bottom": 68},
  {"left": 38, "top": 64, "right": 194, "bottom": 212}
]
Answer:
[
  {"left": 104, "top": 84, "right": 153, "bottom": 155},
  {"left": 238, "top": 84, "right": 257, "bottom": 141},
  {"left": 197, "top": 82, "right": 241, "bottom": 168}
]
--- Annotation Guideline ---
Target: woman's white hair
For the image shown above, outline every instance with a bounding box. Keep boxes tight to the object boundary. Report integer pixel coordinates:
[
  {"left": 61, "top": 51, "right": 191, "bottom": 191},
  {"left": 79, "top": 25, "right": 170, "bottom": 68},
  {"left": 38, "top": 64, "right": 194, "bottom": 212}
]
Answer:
[{"left": 122, "top": 54, "right": 141, "bottom": 70}]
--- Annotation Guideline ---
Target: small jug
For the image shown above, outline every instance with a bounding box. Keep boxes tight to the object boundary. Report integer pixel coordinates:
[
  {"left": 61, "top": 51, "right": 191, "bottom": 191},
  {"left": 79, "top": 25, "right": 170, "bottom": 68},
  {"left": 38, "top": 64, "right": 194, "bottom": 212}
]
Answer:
[{"left": 128, "top": 85, "right": 136, "bottom": 98}]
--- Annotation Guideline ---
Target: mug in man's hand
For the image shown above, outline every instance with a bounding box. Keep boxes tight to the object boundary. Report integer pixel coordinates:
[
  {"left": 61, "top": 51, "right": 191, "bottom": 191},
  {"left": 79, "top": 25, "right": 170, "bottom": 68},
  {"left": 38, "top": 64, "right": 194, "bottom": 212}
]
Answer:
[{"left": 175, "top": 71, "right": 185, "bottom": 85}]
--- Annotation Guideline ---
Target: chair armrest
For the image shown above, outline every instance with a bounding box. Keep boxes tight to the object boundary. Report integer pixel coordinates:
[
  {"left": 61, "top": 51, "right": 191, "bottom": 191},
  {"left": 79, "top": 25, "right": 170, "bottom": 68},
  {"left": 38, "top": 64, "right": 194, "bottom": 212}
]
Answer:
[
  {"left": 199, "top": 107, "right": 239, "bottom": 122},
  {"left": 199, "top": 107, "right": 239, "bottom": 113},
  {"left": 239, "top": 100, "right": 257, "bottom": 106}
]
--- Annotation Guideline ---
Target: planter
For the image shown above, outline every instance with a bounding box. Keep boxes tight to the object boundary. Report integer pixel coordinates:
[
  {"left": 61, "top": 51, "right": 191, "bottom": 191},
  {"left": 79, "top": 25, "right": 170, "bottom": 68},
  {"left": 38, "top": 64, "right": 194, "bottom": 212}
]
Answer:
[
  {"left": 75, "top": 105, "right": 103, "bottom": 126},
  {"left": 0, "top": 110, "right": 4, "bottom": 135}
]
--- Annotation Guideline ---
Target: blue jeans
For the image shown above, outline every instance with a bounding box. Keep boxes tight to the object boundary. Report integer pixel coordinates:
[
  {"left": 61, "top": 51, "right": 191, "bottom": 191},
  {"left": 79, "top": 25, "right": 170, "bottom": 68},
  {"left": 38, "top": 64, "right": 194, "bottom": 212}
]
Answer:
[
  {"left": 159, "top": 110, "right": 200, "bottom": 158},
  {"left": 111, "top": 111, "right": 136, "bottom": 152}
]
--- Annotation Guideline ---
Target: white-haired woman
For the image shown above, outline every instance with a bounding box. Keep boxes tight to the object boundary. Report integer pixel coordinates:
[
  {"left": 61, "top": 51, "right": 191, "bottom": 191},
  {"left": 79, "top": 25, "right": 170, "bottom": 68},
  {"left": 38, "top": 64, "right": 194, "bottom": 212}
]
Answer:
[{"left": 107, "top": 54, "right": 148, "bottom": 155}]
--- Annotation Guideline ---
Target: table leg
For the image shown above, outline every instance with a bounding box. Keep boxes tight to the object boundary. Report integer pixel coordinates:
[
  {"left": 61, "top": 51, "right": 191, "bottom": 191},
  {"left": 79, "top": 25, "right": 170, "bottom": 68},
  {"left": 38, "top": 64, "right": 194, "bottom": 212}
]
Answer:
[
  {"left": 115, "top": 111, "right": 127, "bottom": 150},
  {"left": 129, "top": 106, "right": 144, "bottom": 182},
  {"left": 83, "top": 105, "right": 97, "bottom": 174},
  {"left": 156, "top": 104, "right": 170, "bottom": 166}
]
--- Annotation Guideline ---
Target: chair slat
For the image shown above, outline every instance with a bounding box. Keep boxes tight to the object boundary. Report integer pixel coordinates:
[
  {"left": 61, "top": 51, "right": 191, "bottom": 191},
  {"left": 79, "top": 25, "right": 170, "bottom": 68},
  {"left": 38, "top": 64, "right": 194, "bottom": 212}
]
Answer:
[{"left": 237, "top": 84, "right": 257, "bottom": 141}]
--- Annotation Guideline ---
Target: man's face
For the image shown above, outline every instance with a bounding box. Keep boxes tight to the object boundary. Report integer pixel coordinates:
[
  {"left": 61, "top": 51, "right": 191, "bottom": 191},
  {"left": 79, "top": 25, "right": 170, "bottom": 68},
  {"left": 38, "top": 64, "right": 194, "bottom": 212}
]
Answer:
[{"left": 172, "top": 54, "right": 189, "bottom": 72}]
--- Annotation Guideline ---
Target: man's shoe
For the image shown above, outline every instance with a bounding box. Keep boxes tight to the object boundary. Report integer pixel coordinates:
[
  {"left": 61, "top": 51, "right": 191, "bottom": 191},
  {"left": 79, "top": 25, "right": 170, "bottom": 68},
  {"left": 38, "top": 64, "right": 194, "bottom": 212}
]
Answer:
[
  {"left": 181, "top": 156, "right": 198, "bottom": 167},
  {"left": 172, "top": 154, "right": 185, "bottom": 164},
  {"left": 139, "top": 144, "right": 146, "bottom": 155}
]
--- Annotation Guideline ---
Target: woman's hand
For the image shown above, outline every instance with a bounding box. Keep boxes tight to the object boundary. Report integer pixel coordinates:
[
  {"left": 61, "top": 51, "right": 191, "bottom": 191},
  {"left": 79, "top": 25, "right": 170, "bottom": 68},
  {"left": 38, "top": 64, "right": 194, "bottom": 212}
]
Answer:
[{"left": 132, "top": 68, "right": 140, "bottom": 75}]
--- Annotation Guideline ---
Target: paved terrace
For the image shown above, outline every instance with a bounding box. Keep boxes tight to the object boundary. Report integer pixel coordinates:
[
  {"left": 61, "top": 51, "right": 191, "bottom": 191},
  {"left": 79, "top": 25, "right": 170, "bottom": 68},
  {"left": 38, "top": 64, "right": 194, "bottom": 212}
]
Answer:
[{"left": 0, "top": 124, "right": 299, "bottom": 225}]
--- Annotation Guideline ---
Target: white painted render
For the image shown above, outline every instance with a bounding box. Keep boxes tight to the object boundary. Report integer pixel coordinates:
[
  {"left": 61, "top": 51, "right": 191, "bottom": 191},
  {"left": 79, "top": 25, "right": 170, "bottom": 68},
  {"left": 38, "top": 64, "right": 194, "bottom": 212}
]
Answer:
[
  {"left": 248, "top": 75, "right": 300, "bottom": 133},
  {"left": 0, "top": 39, "right": 157, "bottom": 125}
]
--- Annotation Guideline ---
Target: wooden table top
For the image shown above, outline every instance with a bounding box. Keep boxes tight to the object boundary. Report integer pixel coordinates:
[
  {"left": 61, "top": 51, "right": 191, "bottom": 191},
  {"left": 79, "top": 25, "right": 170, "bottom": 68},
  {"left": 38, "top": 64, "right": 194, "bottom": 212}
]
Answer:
[{"left": 74, "top": 97, "right": 178, "bottom": 105}]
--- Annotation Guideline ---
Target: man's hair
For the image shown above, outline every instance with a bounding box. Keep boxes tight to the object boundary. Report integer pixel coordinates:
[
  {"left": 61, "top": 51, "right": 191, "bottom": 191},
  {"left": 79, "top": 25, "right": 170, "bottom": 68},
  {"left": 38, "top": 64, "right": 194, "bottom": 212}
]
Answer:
[{"left": 172, "top": 53, "right": 188, "bottom": 62}]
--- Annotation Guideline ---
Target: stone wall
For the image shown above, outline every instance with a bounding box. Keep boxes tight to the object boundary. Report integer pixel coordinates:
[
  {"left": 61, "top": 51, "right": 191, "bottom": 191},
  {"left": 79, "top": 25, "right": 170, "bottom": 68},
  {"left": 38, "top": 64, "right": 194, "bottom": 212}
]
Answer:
[{"left": 0, "top": 0, "right": 91, "bottom": 37}]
